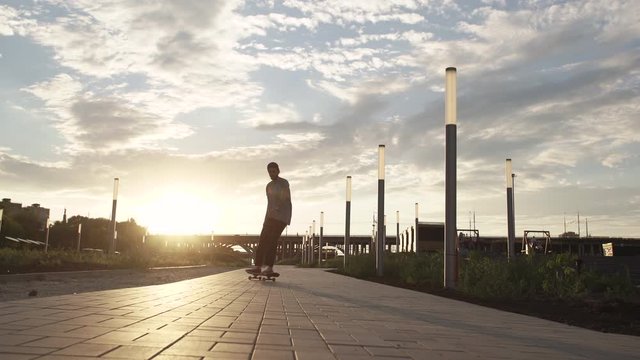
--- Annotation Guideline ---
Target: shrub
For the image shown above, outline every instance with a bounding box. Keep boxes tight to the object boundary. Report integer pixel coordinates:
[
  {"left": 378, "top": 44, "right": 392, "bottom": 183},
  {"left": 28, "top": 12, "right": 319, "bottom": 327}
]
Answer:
[
  {"left": 337, "top": 251, "right": 637, "bottom": 302},
  {"left": 0, "top": 247, "right": 248, "bottom": 273}
]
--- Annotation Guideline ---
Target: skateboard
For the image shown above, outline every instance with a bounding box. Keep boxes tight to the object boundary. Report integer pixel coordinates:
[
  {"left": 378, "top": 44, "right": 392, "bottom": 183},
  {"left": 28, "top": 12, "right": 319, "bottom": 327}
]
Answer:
[{"left": 247, "top": 271, "right": 280, "bottom": 282}]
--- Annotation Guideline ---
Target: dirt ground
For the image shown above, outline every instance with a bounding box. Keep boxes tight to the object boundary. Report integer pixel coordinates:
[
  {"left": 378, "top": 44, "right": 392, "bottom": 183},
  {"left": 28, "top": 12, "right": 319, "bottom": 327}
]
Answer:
[{"left": 0, "top": 265, "right": 234, "bottom": 302}]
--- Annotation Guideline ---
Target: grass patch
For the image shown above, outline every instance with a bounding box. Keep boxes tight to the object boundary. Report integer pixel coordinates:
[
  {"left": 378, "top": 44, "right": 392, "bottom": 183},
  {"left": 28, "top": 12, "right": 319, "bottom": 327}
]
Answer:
[
  {"left": 335, "top": 252, "right": 637, "bottom": 302},
  {"left": 0, "top": 247, "right": 249, "bottom": 274}
]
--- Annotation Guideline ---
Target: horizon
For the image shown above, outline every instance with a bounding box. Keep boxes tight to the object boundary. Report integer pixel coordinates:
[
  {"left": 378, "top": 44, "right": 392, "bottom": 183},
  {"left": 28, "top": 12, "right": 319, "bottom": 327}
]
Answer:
[
  {"left": 1, "top": 1, "right": 638, "bottom": 238},
  {"left": 1, "top": 194, "right": 632, "bottom": 239}
]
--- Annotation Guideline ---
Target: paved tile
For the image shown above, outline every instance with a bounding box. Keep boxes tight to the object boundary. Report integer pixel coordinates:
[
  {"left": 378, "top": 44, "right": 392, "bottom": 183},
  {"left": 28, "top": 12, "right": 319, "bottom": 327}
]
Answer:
[
  {"left": 49, "top": 342, "right": 118, "bottom": 356},
  {"left": 0, "top": 267, "right": 638, "bottom": 359},
  {"left": 21, "top": 336, "right": 84, "bottom": 348},
  {"left": 0, "top": 334, "right": 43, "bottom": 346},
  {"left": 102, "top": 344, "right": 162, "bottom": 358}
]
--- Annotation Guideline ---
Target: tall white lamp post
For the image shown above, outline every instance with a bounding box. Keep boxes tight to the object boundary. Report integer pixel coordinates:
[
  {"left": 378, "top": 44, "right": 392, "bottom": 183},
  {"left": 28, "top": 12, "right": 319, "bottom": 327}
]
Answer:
[
  {"left": 444, "top": 67, "right": 457, "bottom": 289},
  {"left": 108, "top": 178, "right": 119, "bottom": 254},
  {"left": 376, "top": 145, "right": 385, "bottom": 276}
]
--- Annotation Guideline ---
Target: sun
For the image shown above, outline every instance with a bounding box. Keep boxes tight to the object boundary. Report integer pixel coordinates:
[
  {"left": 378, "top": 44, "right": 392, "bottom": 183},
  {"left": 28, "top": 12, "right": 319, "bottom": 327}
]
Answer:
[{"left": 137, "top": 188, "right": 220, "bottom": 235}]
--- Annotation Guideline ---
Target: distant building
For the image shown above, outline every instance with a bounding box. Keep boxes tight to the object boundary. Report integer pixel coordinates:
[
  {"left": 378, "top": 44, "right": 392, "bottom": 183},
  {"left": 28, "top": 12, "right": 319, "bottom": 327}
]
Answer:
[
  {"left": 1, "top": 198, "right": 22, "bottom": 216},
  {"left": 0, "top": 198, "right": 50, "bottom": 230}
]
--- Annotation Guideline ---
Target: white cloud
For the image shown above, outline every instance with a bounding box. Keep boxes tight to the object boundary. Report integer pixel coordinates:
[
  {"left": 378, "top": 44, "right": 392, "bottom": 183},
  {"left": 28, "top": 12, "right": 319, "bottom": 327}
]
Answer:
[
  {"left": 277, "top": 132, "right": 325, "bottom": 143},
  {"left": 308, "top": 75, "right": 412, "bottom": 104},
  {"left": 0, "top": 4, "right": 37, "bottom": 36},
  {"left": 601, "top": 153, "right": 630, "bottom": 168},
  {"left": 23, "top": 74, "right": 192, "bottom": 153},
  {"left": 282, "top": 0, "right": 427, "bottom": 25},
  {"left": 199, "top": 131, "right": 326, "bottom": 161},
  {"left": 240, "top": 103, "right": 302, "bottom": 127},
  {"left": 15, "top": 0, "right": 263, "bottom": 117}
]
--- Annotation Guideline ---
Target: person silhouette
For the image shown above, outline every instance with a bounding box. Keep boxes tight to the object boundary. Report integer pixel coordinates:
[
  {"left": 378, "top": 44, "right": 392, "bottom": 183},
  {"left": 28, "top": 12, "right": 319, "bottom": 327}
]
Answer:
[{"left": 246, "top": 162, "right": 292, "bottom": 276}]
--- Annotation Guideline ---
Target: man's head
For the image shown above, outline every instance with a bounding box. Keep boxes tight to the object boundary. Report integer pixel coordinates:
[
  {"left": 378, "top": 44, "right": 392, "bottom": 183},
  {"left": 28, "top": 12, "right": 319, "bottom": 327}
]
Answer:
[{"left": 267, "top": 162, "right": 280, "bottom": 180}]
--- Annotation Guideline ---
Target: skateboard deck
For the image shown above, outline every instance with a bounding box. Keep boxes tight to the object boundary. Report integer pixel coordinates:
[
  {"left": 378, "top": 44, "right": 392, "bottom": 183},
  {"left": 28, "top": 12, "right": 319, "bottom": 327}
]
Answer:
[{"left": 247, "top": 272, "right": 280, "bottom": 282}]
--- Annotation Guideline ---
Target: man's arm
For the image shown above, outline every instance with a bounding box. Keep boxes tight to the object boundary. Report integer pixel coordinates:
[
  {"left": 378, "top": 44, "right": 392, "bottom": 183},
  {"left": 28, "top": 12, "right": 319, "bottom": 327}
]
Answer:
[{"left": 284, "top": 180, "right": 292, "bottom": 225}]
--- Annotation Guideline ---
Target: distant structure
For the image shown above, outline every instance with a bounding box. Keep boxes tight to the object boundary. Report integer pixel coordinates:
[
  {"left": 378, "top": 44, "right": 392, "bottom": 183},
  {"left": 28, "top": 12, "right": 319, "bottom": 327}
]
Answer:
[
  {"left": 560, "top": 231, "right": 579, "bottom": 238},
  {"left": 0, "top": 198, "right": 50, "bottom": 230},
  {"left": 63, "top": 208, "right": 67, "bottom": 224}
]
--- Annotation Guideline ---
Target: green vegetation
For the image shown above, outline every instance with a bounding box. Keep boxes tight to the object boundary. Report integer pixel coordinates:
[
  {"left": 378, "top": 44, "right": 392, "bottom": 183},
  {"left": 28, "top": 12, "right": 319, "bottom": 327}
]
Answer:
[
  {"left": 0, "top": 247, "right": 248, "bottom": 274},
  {"left": 1, "top": 210, "right": 147, "bottom": 253},
  {"left": 335, "top": 252, "right": 637, "bottom": 302}
]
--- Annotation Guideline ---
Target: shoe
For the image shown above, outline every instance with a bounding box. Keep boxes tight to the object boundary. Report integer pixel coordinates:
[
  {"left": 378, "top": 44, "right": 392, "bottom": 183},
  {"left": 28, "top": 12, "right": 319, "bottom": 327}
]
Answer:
[
  {"left": 261, "top": 267, "right": 275, "bottom": 276},
  {"left": 261, "top": 269, "right": 279, "bottom": 278},
  {"left": 245, "top": 266, "right": 261, "bottom": 275}
]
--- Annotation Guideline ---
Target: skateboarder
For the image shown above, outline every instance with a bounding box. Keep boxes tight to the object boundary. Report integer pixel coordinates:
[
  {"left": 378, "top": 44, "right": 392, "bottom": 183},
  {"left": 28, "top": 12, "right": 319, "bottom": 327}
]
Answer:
[{"left": 246, "top": 162, "right": 292, "bottom": 277}]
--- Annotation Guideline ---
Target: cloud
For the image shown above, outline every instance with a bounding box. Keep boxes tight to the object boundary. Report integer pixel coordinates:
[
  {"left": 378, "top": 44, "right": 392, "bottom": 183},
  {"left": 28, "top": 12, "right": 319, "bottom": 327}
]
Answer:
[
  {"left": 601, "top": 153, "right": 631, "bottom": 168},
  {"left": 282, "top": 0, "right": 427, "bottom": 25},
  {"left": 0, "top": 4, "right": 37, "bottom": 36},
  {"left": 196, "top": 131, "right": 326, "bottom": 161},
  {"left": 23, "top": 74, "right": 192, "bottom": 153},
  {"left": 240, "top": 103, "right": 302, "bottom": 127},
  {"left": 10, "top": 0, "right": 264, "bottom": 118}
]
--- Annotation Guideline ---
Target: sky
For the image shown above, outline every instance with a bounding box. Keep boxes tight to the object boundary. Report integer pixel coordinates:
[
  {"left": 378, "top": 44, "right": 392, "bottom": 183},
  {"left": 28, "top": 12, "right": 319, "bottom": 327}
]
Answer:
[{"left": 0, "top": 0, "right": 638, "bottom": 238}]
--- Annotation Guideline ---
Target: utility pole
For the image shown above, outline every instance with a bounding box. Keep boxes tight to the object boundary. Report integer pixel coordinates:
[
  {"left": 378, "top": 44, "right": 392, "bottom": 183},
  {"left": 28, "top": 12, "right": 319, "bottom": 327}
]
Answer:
[
  {"left": 586, "top": 218, "right": 589, "bottom": 237},
  {"left": 577, "top": 212, "right": 581, "bottom": 237}
]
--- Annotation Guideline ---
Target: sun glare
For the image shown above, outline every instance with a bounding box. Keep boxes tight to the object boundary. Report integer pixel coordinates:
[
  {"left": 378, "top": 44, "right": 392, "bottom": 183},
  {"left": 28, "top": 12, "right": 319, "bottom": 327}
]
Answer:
[{"left": 137, "top": 189, "right": 220, "bottom": 235}]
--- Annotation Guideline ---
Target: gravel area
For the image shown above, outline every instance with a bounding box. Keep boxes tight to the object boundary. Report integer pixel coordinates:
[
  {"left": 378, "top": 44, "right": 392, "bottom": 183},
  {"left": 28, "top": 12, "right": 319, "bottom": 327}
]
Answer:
[{"left": 0, "top": 265, "right": 235, "bottom": 302}]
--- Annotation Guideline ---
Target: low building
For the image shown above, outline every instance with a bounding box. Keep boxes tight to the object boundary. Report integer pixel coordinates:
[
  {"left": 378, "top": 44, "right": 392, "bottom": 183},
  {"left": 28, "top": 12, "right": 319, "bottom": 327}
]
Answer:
[{"left": 0, "top": 198, "right": 50, "bottom": 231}]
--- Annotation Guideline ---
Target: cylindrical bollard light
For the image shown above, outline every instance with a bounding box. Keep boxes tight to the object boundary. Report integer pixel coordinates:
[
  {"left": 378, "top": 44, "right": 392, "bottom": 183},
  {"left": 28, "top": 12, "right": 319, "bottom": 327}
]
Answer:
[
  {"left": 304, "top": 231, "right": 308, "bottom": 264},
  {"left": 444, "top": 67, "right": 457, "bottom": 289},
  {"left": 319, "top": 212, "right": 324, "bottom": 266},
  {"left": 415, "top": 202, "right": 419, "bottom": 252},
  {"left": 345, "top": 176, "right": 351, "bottom": 267},
  {"left": 311, "top": 223, "right": 315, "bottom": 264},
  {"left": 76, "top": 223, "right": 82, "bottom": 252},
  {"left": 411, "top": 226, "right": 414, "bottom": 252},
  {"left": 109, "top": 178, "right": 119, "bottom": 254},
  {"left": 44, "top": 218, "right": 50, "bottom": 253},
  {"left": 385, "top": 215, "right": 389, "bottom": 251},
  {"left": 405, "top": 228, "right": 409, "bottom": 252},
  {"left": 377, "top": 145, "right": 385, "bottom": 276},
  {"left": 396, "top": 211, "right": 399, "bottom": 253},
  {"left": 506, "top": 159, "right": 515, "bottom": 260}
]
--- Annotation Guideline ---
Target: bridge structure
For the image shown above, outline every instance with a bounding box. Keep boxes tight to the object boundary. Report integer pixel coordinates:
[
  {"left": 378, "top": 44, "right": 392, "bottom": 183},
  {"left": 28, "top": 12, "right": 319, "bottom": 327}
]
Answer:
[
  {"left": 145, "top": 233, "right": 397, "bottom": 261},
  {"left": 144, "top": 225, "right": 640, "bottom": 259}
]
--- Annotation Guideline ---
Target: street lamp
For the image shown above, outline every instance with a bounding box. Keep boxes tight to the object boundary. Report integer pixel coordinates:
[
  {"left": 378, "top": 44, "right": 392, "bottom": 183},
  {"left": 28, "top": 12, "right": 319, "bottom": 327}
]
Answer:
[
  {"left": 344, "top": 176, "right": 352, "bottom": 266},
  {"left": 506, "top": 159, "right": 515, "bottom": 259},
  {"left": 444, "top": 67, "right": 457, "bottom": 289},
  {"left": 108, "top": 178, "right": 119, "bottom": 254},
  {"left": 377, "top": 144, "right": 385, "bottom": 276}
]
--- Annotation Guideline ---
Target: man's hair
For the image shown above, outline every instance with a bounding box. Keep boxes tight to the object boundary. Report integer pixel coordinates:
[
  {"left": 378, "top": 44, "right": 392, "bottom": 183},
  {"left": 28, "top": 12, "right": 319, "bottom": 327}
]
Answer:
[{"left": 267, "top": 162, "right": 279, "bottom": 169}]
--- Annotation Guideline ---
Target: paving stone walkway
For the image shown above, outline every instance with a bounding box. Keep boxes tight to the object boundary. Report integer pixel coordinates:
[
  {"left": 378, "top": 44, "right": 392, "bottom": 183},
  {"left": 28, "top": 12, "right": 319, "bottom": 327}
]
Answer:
[{"left": 0, "top": 266, "right": 638, "bottom": 360}]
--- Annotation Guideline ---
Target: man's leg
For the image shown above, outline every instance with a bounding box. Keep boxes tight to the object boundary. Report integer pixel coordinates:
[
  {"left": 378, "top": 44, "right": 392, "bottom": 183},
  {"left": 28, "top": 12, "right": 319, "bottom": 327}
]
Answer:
[
  {"left": 247, "top": 224, "right": 269, "bottom": 273},
  {"left": 263, "top": 219, "right": 287, "bottom": 269}
]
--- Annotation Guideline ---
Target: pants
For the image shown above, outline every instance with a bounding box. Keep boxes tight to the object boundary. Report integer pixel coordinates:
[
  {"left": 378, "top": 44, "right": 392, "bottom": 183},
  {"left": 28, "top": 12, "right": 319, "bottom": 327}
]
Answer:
[{"left": 254, "top": 218, "right": 287, "bottom": 267}]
